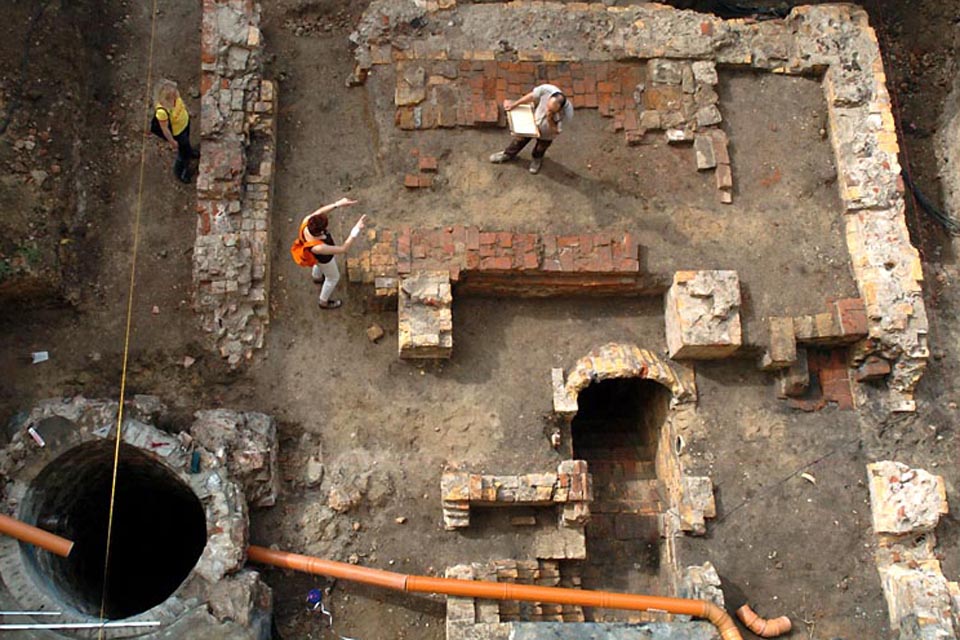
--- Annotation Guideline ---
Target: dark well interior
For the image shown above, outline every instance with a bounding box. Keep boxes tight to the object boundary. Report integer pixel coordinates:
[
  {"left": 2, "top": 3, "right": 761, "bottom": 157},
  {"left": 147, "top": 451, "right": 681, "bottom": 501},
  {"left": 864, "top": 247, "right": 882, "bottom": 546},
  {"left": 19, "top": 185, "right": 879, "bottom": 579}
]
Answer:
[{"left": 19, "top": 439, "right": 207, "bottom": 619}]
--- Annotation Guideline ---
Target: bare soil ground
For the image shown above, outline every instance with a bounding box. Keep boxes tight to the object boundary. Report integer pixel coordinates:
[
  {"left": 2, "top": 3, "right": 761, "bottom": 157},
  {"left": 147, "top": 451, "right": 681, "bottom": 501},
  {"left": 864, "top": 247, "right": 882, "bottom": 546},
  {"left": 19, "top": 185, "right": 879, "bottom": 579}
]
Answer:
[{"left": 0, "top": 1, "right": 957, "bottom": 640}]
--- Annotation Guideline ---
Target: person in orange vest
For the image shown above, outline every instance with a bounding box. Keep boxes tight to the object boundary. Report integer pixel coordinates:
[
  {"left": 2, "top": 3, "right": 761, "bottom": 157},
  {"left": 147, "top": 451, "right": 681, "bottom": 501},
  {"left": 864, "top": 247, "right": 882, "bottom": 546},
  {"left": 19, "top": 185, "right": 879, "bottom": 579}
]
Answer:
[
  {"left": 153, "top": 79, "right": 198, "bottom": 183},
  {"left": 297, "top": 197, "right": 366, "bottom": 309}
]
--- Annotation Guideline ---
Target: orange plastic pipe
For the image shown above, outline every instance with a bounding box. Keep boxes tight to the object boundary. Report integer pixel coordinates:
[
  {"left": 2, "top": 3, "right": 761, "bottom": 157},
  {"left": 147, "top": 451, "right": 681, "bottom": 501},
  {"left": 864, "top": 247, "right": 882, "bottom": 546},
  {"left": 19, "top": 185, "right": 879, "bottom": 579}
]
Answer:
[
  {"left": 247, "top": 545, "right": 743, "bottom": 640},
  {"left": 736, "top": 604, "right": 792, "bottom": 637},
  {"left": 0, "top": 514, "right": 73, "bottom": 558}
]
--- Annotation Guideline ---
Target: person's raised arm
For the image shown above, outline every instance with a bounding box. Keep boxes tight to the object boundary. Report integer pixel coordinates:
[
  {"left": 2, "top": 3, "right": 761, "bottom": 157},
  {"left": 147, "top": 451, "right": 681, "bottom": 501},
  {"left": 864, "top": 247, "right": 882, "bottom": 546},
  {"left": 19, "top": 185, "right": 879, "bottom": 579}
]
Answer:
[
  {"left": 311, "top": 214, "right": 368, "bottom": 256},
  {"left": 300, "top": 197, "right": 358, "bottom": 226},
  {"left": 504, "top": 91, "right": 536, "bottom": 111}
]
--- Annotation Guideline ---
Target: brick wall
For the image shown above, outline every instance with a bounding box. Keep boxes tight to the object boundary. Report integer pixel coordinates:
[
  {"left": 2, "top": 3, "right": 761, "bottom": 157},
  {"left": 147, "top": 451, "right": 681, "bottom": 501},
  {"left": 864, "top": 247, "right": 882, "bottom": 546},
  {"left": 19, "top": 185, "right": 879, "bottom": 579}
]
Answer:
[
  {"left": 193, "top": 0, "right": 276, "bottom": 366},
  {"left": 349, "top": 226, "right": 662, "bottom": 300}
]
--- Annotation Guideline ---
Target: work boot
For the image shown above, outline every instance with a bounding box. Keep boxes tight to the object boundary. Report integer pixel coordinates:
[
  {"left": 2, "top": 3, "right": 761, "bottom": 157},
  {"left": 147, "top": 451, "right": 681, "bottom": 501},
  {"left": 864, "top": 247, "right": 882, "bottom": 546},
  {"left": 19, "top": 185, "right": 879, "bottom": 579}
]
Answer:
[
  {"left": 489, "top": 151, "right": 512, "bottom": 163},
  {"left": 529, "top": 157, "right": 543, "bottom": 174}
]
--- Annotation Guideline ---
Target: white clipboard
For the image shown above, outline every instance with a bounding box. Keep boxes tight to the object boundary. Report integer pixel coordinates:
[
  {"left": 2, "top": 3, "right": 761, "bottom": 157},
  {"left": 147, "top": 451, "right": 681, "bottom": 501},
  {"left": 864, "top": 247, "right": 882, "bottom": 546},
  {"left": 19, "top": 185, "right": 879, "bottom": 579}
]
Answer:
[{"left": 507, "top": 104, "right": 540, "bottom": 138}]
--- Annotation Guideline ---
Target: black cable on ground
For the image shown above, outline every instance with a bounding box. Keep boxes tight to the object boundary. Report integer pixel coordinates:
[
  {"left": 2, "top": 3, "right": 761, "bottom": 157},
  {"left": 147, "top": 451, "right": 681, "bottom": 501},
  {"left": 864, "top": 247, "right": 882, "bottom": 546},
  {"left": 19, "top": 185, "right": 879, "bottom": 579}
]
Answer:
[
  {"left": 902, "top": 170, "right": 960, "bottom": 236},
  {"left": 0, "top": 0, "right": 53, "bottom": 136}
]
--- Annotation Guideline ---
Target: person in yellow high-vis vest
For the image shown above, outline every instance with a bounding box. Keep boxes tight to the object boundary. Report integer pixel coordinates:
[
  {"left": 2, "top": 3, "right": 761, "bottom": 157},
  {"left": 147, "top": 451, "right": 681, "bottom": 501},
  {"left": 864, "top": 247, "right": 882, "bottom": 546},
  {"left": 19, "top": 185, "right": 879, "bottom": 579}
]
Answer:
[{"left": 153, "top": 79, "right": 198, "bottom": 184}]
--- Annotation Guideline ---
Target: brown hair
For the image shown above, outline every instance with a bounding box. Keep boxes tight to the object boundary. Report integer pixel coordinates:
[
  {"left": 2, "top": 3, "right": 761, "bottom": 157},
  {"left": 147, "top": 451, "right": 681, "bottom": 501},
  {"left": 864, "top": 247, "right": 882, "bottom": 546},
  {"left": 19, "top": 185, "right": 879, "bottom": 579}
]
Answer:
[{"left": 307, "top": 213, "right": 329, "bottom": 236}]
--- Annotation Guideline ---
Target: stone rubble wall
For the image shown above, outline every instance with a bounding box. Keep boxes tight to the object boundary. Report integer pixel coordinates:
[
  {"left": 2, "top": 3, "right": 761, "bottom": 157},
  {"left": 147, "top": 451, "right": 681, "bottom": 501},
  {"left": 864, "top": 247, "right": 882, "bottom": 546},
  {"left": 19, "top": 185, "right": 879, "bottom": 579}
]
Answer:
[
  {"left": 194, "top": 0, "right": 277, "bottom": 366},
  {"left": 866, "top": 461, "right": 958, "bottom": 639},
  {"left": 441, "top": 460, "right": 593, "bottom": 531},
  {"left": 352, "top": 0, "right": 929, "bottom": 410}
]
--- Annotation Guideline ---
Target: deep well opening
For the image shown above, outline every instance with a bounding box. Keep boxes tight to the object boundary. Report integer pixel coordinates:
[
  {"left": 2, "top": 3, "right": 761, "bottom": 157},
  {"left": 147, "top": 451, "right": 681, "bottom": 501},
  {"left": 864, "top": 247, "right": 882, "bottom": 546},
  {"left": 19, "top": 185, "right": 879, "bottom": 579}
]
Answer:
[
  {"left": 19, "top": 440, "right": 207, "bottom": 619},
  {"left": 572, "top": 378, "right": 670, "bottom": 621}
]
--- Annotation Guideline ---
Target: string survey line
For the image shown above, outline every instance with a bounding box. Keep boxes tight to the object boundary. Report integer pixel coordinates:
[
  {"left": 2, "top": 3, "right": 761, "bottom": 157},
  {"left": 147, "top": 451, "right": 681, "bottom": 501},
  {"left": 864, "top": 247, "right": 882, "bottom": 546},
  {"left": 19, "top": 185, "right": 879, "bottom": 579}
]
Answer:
[{"left": 97, "top": 0, "right": 160, "bottom": 636}]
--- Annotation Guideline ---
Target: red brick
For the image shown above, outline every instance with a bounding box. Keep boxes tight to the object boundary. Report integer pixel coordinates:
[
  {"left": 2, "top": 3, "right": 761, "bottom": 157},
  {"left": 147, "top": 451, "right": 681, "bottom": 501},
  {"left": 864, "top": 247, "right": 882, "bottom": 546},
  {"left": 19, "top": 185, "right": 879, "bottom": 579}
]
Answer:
[
  {"left": 497, "top": 232, "right": 512, "bottom": 247},
  {"left": 557, "top": 235, "right": 580, "bottom": 248},
  {"left": 623, "top": 109, "right": 638, "bottom": 132},
  {"left": 413, "top": 244, "right": 427, "bottom": 259},
  {"left": 419, "top": 156, "right": 439, "bottom": 172},
  {"left": 466, "top": 252, "right": 481, "bottom": 270},
  {"left": 479, "top": 232, "right": 497, "bottom": 246},
  {"left": 598, "top": 93, "right": 612, "bottom": 117},
  {"left": 522, "top": 252, "right": 539, "bottom": 270},
  {"left": 479, "top": 244, "right": 496, "bottom": 258},
  {"left": 701, "top": 21, "right": 714, "bottom": 36},
  {"left": 835, "top": 298, "right": 868, "bottom": 336},
  {"left": 558, "top": 251, "right": 575, "bottom": 271},
  {"left": 466, "top": 227, "right": 480, "bottom": 250},
  {"left": 481, "top": 256, "right": 513, "bottom": 270},
  {"left": 418, "top": 175, "right": 433, "bottom": 188},
  {"left": 403, "top": 174, "right": 420, "bottom": 188},
  {"left": 595, "top": 245, "right": 613, "bottom": 271},
  {"left": 855, "top": 355, "right": 891, "bottom": 382},
  {"left": 397, "top": 233, "right": 411, "bottom": 258},
  {"left": 583, "top": 93, "right": 598, "bottom": 109},
  {"left": 597, "top": 81, "right": 616, "bottom": 93}
]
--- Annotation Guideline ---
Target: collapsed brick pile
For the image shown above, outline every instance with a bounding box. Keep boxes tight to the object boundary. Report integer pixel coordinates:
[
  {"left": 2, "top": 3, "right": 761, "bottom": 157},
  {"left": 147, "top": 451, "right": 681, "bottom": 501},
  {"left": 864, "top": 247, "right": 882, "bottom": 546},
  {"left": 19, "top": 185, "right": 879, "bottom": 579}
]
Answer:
[{"left": 193, "top": 0, "right": 276, "bottom": 366}]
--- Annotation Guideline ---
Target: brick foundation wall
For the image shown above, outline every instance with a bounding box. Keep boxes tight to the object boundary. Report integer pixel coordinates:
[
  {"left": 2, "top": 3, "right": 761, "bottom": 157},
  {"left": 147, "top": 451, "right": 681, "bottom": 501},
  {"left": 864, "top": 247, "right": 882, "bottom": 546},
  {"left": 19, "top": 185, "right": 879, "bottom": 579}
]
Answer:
[
  {"left": 193, "top": 0, "right": 276, "bottom": 366},
  {"left": 353, "top": 0, "right": 929, "bottom": 410},
  {"left": 349, "top": 227, "right": 661, "bottom": 300}
]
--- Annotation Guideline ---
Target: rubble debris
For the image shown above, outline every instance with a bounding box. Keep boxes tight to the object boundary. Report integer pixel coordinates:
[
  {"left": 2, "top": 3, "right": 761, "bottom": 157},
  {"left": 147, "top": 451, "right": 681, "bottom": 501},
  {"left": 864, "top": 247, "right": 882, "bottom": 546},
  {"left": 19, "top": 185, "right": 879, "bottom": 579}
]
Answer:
[{"left": 190, "top": 409, "right": 281, "bottom": 508}]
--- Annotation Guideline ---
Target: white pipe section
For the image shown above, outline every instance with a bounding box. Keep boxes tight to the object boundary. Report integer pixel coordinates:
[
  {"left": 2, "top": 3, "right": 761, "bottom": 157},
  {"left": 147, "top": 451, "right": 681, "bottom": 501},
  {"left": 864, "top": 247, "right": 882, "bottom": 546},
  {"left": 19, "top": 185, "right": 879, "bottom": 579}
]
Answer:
[
  {"left": 0, "top": 621, "right": 160, "bottom": 630},
  {"left": 0, "top": 611, "right": 61, "bottom": 616}
]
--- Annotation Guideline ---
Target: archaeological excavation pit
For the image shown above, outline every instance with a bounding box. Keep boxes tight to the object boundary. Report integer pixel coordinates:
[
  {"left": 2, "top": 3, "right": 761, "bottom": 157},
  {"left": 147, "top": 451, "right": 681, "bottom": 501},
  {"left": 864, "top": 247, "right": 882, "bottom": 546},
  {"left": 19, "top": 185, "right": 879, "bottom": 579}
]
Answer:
[{"left": 18, "top": 440, "right": 207, "bottom": 620}]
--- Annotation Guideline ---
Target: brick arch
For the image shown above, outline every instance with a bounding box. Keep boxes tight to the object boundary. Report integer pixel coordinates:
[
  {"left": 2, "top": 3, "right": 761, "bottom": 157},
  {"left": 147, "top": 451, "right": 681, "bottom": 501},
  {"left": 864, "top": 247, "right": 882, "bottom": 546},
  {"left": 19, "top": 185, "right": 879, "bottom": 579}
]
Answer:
[{"left": 554, "top": 343, "right": 696, "bottom": 415}]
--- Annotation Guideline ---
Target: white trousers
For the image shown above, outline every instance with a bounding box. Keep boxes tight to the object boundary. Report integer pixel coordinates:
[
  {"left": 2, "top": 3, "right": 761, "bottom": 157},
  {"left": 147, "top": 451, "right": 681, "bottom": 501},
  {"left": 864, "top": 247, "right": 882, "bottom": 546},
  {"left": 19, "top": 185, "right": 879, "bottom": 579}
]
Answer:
[{"left": 311, "top": 258, "right": 341, "bottom": 302}]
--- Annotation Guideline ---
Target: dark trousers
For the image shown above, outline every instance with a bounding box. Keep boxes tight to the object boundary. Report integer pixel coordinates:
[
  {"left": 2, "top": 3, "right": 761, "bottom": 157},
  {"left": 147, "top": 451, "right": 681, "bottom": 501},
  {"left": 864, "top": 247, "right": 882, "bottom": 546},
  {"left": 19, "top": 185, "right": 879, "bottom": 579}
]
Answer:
[
  {"left": 504, "top": 135, "right": 553, "bottom": 159},
  {"left": 173, "top": 122, "right": 194, "bottom": 175}
]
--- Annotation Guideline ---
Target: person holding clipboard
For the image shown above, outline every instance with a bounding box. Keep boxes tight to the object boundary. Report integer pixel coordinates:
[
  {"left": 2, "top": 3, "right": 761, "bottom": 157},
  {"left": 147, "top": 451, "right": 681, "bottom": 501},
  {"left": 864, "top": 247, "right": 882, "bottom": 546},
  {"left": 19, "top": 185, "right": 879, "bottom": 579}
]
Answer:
[{"left": 489, "top": 84, "right": 574, "bottom": 174}]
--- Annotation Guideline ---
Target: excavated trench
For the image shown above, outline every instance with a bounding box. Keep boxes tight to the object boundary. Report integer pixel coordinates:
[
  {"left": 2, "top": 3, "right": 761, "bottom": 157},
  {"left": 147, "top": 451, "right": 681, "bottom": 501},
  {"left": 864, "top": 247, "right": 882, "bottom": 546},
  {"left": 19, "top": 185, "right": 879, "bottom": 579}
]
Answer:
[
  {"left": 18, "top": 440, "right": 207, "bottom": 619},
  {"left": 572, "top": 378, "right": 672, "bottom": 619}
]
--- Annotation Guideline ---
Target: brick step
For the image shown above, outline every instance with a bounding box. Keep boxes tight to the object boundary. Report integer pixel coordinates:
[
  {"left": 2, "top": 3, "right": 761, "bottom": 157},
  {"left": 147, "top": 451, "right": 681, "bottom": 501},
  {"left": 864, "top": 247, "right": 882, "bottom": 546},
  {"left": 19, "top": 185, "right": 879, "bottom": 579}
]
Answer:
[
  {"left": 591, "top": 500, "right": 663, "bottom": 515},
  {"left": 474, "top": 559, "right": 586, "bottom": 624}
]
